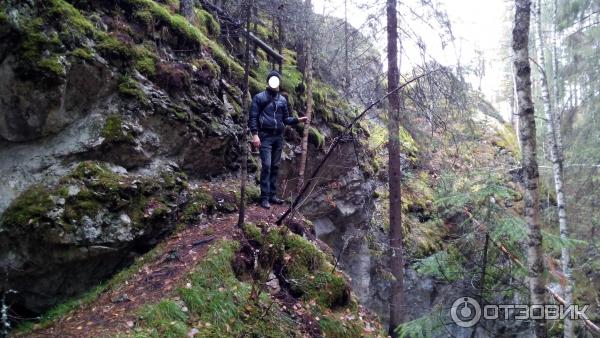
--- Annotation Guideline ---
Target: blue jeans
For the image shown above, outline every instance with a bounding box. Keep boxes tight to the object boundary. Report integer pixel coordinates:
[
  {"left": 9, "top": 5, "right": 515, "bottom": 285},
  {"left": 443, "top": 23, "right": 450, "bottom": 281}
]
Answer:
[{"left": 258, "top": 131, "right": 283, "bottom": 200}]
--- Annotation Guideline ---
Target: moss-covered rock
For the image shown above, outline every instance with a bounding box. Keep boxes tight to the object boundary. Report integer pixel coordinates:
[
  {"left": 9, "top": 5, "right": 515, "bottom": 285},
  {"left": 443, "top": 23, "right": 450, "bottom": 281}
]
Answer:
[
  {"left": 180, "top": 188, "right": 216, "bottom": 224},
  {"left": 0, "top": 161, "right": 188, "bottom": 314},
  {"left": 241, "top": 225, "right": 352, "bottom": 310},
  {"left": 117, "top": 74, "right": 148, "bottom": 104},
  {"left": 101, "top": 114, "right": 135, "bottom": 143}
]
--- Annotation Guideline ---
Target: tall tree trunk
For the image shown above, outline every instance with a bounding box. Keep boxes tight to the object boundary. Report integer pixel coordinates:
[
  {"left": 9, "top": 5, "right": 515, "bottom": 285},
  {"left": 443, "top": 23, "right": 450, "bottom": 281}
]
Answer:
[
  {"left": 551, "top": 0, "right": 564, "bottom": 158},
  {"left": 534, "top": 2, "right": 574, "bottom": 337},
  {"left": 513, "top": 1, "right": 547, "bottom": 337},
  {"left": 386, "top": 0, "right": 405, "bottom": 336},
  {"left": 297, "top": 0, "right": 314, "bottom": 189},
  {"left": 277, "top": 16, "right": 284, "bottom": 74},
  {"left": 237, "top": 0, "right": 252, "bottom": 227},
  {"left": 180, "top": 0, "right": 197, "bottom": 25},
  {"left": 343, "top": 0, "right": 350, "bottom": 94},
  {"left": 511, "top": 63, "right": 521, "bottom": 148}
]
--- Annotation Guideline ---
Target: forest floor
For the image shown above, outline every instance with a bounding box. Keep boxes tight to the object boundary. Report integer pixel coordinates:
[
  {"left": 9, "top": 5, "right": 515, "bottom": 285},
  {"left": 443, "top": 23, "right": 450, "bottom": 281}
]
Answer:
[{"left": 18, "top": 193, "right": 287, "bottom": 337}]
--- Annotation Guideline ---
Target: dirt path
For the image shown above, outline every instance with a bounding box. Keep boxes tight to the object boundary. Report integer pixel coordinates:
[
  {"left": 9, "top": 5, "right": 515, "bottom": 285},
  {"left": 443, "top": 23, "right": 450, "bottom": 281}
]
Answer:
[{"left": 21, "top": 204, "right": 288, "bottom": 338}]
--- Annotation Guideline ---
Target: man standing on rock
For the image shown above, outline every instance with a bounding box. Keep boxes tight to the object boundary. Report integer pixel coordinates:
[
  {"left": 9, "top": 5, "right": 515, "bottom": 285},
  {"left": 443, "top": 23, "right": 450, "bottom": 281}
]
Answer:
[{"left": 249, "top": 70, "right": 308, "bottom": 209}]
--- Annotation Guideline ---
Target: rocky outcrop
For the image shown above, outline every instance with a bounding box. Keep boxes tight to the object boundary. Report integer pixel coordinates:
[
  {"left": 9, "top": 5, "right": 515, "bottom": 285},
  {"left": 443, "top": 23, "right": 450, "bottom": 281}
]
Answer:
[
  {"left": 0, "top": 161, "right": 188, "bottom": 314},
  {"left": 0, "top": 55, "right": 115, "bottom": 142},
  {"left": 0, "top": 0, "right": 376, "bottom": 327}
]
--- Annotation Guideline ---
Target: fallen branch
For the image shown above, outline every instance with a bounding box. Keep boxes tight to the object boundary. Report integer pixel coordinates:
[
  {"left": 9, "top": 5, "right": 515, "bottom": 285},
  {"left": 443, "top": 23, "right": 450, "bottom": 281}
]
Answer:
[
  {"left": 191, "top": 236, "right": 216, "bottom": 247},
  {"left": 276, "top": 68, "right": 442, "bottom": 225}
]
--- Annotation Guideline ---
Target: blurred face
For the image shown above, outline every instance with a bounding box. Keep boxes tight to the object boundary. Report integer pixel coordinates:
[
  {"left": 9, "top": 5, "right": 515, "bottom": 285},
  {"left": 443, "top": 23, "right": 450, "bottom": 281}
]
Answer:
[{"left": 268, "top": 76, "right": 280, "bottom": 90}]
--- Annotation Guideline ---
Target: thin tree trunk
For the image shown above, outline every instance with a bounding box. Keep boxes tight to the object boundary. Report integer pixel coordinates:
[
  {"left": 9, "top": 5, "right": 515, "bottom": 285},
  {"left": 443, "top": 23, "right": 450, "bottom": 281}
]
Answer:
[
  {"left": 237, "top": 0, "right": 252, "bottom": 227},
  {"left": 387, "top": 0, "right": 405, "bottom": 336},
  {"left": 551, "top": 0, "right": 564, "bottom": 159},
  {"left": 180, "top": 0, "right": 197, "bottom": 25},
  {"left": 277, "top": 16, "right": 283, "bottom": 74},
  {"left": 511, "top": 62, "right": 521, "bottom": 148},
  {"left": 276, "top": 70, "right": 438, "bottom": 225},
  {"left": 343, "top": 0, "right": 349, "bottom": 94},
  {"left": 470, "top": 233, "right": 489, "bottom": 338},
  {"left": 534, "top": 2, "right": 574, "bottom": 337},
  {"left": 297, "top": 0, "right": 314, "bottom": 189},
  {"left": 513, "top": 1, "right": 546, "bottom": 337}
]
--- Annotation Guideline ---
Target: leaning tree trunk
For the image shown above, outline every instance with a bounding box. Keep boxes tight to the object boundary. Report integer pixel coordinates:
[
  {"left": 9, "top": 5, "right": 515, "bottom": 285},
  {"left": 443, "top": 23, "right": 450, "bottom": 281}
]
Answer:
[
  {"left": 180, "top": 0, "right": 197, "bottom": 26},
  {"left": 513, "top": 1, "right": 547, "bottom": 337},
  {"left": 297, "top": 0, "right": 314, "bottom": 189},
  {"left": 386, "top": 0, "right": 405, "bottom": 336},
  {"left": 534, "top": 1, "right": 574, "bottom": 337}
]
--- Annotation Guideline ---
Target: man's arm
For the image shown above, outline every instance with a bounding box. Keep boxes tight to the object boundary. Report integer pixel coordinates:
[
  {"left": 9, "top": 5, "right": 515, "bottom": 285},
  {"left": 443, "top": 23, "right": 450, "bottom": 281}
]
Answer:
[{"left": 249, "top": 94, "right": 261, "bottom": 135}]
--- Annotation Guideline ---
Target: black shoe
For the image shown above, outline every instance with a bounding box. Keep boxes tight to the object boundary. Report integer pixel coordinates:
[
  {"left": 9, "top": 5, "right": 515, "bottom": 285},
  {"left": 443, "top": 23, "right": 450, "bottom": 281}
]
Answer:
[
  {"left": 269, "top": 196, "right": 285, "bottom": 204},
  {"left": 260, "top": 199, "right": 271, "bottom": 209}
]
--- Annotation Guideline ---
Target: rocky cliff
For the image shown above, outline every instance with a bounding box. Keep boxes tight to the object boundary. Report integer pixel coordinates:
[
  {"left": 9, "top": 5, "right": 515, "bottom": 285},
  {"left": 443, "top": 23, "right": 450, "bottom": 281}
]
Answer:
[
  {"left": 0, "top": 1, "right": 545, "bottom": 337},
  {"left": 0, "top": 0, "right": 385, "bottom": 335}
]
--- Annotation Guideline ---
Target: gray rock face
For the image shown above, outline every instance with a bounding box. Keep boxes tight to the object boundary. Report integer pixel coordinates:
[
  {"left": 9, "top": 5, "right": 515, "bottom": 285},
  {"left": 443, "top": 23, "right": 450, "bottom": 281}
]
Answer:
[{"left": 0, "top": 56, "right": 115, "bottom": 142}]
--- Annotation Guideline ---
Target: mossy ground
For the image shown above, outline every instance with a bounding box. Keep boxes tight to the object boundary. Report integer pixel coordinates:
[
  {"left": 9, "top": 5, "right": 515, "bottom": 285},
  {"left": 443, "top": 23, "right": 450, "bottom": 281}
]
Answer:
[
  {"left": 130, "top": 231, "right": 382, "bottom": 337},
  {"left": 130, "top": 240, "right": 298, "bottom": 337}
]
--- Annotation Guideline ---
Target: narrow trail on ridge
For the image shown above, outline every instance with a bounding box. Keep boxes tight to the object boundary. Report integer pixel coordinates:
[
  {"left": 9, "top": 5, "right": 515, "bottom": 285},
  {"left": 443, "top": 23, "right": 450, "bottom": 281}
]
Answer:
[{"left": 20, "top": 200, "right": 288, "bottom": 338}]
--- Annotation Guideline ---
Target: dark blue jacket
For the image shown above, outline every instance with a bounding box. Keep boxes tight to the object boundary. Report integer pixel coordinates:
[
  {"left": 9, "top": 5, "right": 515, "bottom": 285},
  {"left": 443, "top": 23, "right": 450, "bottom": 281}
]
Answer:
[{"left": 249, "top": 90, "right": 298, "bottom": 135}]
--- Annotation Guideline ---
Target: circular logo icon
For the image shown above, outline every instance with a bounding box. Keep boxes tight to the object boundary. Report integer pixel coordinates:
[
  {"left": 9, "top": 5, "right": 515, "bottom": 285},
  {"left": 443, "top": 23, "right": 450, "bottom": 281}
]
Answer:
[{"left": 451, "top": 297, "right": 481, "bottom": 328}]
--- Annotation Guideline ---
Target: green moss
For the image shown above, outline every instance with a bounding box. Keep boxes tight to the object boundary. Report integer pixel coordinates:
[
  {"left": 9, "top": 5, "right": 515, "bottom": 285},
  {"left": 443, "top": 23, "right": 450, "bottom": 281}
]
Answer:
[
  {"left": 124, "top": 0, "right": 243, "bottom": 82},
  {"left": 399, "top": 126, "right": 419, "bottom": 160},
  {"left": 134, "top": 240, "right": 295, "bottom": 337},
  {"left": 37, "top": 55, "right": 65, "bottom": 77},
  {"left": 181, "top": 189, "right": 216, "bottom": 224},
  {"left": 493, "top": 123, "right": 520, "bottom": 158},
  {"left": 235, "top": 184, "right": 261, "bottom": 203},
  {"left": 101, "top": 114, "right": 135, "bottom": 143},
  {"left": 283, "top": 48, "right": 297, "bottom": 66},
  {"left": 195, "top": 8, "right": 220, "bottom": 38},
  {"left": 241, "top": 224, "right": 350, "bottom": 309},
  {"left": 250, "top": 77, "right": 265, "bottom": 95},
  {"left": 193, "top": 58, "right": 220, "bottom": 78},
  {"left": 210, "top": 43, "right": 245, "bottom": 80},
  {"left": 242, "top": 222, "right": 262, "bottom": 243},
  {"left": 256, "top": 48, "right": 268, "bottom": 61},
  {"left": 172, "top": 107, "right": 189, "bottom": 121},
  {"left": 0, "top": 8, "right": 7, "bottom": 25},
  {"left": 309, "top": 126, "right": 325, "bottom": 149},
  {"left": 47, "top": 0, "right": 95, "bottom": 35},
  {"left": 1, "top": 185, "right": 54, "bottom": 228},
  {"left": 255, "top": 24, "right": 271, "bottom": 41},
  {"left": 134, "top": 9, "right": 154, "bottom": 26},
  {"left": 319, "top": 315, "right": 363, "bottom": 338},
  {"left": 138, "top": 300, "right": 188, "bottom": 338},
  {"left": 282, "top": 232, "right": 349, "bottom": 308},
  {"left": 9, "top": 0, "right": 102, "bottom": 78},
  {"left": 118, "top": 75, "right": 148, "bottom": 104},
  {"left": 70, "top": 47, "right": 94, "bottom": 60},
  {"left": 97, "top": 35, "right": 134, "bottom": 60},
  {"left": 126, "top": 0, "right": 206, "bottom": 45},
  {"left": 133, "top": 45, "right": 156, "bottom": 76}
]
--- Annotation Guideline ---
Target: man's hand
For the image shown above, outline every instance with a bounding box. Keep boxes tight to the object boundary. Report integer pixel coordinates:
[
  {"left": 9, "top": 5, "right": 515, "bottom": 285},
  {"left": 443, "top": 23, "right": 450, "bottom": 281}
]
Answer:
[
  {"left": 298, "top": 116, "right": 309, "bottom": 123},
  {"left": 252, "top": 134, "right": 261, "bottom": 148}
]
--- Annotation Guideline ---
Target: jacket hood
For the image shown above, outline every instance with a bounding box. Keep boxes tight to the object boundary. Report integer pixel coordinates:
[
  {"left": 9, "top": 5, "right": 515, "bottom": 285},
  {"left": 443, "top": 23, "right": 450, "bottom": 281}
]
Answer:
[{"left": 266, "top": 70, "right": 281, "bottom": 82}]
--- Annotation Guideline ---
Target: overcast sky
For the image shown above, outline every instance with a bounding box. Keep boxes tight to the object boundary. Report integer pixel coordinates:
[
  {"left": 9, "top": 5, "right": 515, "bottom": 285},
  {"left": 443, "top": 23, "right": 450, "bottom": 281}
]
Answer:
[{"left": 311, "top": 0, "right": 513, "bottom": 114}]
